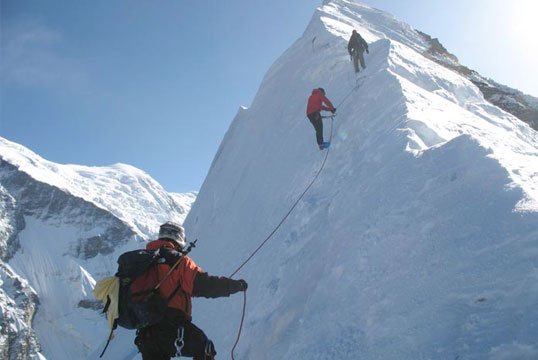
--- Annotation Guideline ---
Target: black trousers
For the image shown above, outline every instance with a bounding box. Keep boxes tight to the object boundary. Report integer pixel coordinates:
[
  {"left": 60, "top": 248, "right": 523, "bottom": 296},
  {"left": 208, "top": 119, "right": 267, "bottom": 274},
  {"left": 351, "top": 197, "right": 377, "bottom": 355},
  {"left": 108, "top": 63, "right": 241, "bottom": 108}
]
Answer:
[
  {"left": 351, "top": 49, "right": 366, "bottom": 72},
  {"left": 307, "top": 111, "right": 323, "bottom": 145},
  {"left": 135, "top": 311, "right": 216, "bottom": 360}
]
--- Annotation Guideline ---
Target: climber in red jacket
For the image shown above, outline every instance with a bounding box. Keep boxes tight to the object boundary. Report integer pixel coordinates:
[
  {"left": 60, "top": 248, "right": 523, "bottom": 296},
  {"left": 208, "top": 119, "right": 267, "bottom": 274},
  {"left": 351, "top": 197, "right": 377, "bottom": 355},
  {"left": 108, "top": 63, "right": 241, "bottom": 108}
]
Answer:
[{"left": 306, "top": 88, "right": 336, "bottom": 150}]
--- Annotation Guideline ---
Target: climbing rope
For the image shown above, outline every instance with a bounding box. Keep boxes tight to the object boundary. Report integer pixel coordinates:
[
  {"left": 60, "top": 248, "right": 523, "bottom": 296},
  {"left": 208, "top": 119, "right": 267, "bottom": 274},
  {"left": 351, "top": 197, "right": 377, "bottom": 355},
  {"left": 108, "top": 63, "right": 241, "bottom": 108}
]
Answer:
[
  {"left": 230, "top": 291, "right": 247, "bottom": 360},
  {"left": 229, "top": 77, "right": 367, "bottom": 280},
  {"left": 228, "top": 78, "right": 364, "bottom": 358},
  {"left": 228, "top": 117, "right": 334, "bottom": 359},
  {"left": 229, "top": 117, "right": 334, "bottom": 279},
  {"left": 335, "top": 76, "right": 366, "bottom": 109}
]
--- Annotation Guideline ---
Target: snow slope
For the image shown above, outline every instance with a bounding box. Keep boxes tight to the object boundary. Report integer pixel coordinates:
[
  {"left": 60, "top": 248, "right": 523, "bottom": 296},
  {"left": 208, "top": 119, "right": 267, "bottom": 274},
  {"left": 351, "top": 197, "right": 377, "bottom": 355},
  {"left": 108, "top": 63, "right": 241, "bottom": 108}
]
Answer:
[
  {"left": 0, "top": 136, "right": 196, "bottom": 359},
  {"left": 177, "top": 1, "right": 538, "bottom": 359}
]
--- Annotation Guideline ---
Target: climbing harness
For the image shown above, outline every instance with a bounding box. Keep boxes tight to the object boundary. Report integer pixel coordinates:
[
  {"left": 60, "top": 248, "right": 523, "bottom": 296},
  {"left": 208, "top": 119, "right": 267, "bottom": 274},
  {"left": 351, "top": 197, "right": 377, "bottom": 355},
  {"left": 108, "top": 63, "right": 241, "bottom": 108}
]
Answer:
[
  {"left": 205, "top": 340, "right": 216, "bottom": 357},
  {"left": 174, "top": 326, "right": 185, "bottom": 356}
]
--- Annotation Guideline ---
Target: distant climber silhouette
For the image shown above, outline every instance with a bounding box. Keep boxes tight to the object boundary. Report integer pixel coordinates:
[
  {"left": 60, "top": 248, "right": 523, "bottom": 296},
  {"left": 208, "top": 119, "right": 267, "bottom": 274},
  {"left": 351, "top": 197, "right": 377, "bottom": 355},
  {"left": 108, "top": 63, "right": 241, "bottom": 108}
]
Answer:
[{"left": 348, "top": 30, "right": 369, "bottom": 73}]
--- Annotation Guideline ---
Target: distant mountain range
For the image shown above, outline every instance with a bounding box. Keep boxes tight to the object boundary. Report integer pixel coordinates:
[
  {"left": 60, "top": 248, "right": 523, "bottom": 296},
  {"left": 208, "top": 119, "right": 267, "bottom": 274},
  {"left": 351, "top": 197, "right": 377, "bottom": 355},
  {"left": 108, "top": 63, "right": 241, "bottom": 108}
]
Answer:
[
  {"left": 0, "top": 136, "right": 195, "bottom": 359},
  {"left": 2, "top": 0, "right": 538, "bottom": 359}
]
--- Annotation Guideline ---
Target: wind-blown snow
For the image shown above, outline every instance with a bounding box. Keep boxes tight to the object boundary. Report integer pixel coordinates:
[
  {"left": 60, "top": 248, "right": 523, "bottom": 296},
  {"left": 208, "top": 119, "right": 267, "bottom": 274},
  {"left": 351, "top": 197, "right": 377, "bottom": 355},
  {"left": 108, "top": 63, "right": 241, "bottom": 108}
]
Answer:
[{"left": 179, "top": 1, "right": 538, "bottom": 359}]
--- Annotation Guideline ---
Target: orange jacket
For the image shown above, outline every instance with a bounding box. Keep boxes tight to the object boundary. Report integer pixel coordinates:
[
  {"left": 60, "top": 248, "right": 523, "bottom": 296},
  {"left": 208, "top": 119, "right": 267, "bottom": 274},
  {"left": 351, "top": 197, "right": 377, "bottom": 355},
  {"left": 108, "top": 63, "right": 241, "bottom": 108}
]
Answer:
[
  {"left": 144, "top": 239, "right": 201, "bottom": 317},
  {"left": 306, "top": 89, "right": 335, "bottom": 115}
]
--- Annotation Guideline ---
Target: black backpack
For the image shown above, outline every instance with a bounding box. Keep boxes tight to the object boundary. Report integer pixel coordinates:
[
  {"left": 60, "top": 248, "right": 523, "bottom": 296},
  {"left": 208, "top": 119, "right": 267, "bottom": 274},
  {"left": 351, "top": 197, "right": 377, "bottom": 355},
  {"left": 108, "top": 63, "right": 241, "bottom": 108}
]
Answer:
[
  {"left": 115, "top": 248, "right": 181, "bottom": 330},
  {"left": 97, "top": 246, "right": 187, "bottom": 357}
]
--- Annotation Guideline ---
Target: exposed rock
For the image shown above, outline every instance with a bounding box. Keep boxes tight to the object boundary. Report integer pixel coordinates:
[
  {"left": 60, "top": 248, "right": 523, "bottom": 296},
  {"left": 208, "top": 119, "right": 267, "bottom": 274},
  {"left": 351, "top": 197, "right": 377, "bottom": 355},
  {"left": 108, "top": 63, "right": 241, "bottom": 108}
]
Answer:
[
  {"left": 417, "top": 30, "right": 538, "bottom": 130},
  {"left": 78, "top": 299, "right": 103, "bottom": 311},
  {"left": 0, "top": 263, "right": 41, "bottom": 360},
  {"left": 0, "top": 159, "right": 137, "bottom": 260},
  {"left": 0, "top": 184, "right": 24, "bottom": 261}
]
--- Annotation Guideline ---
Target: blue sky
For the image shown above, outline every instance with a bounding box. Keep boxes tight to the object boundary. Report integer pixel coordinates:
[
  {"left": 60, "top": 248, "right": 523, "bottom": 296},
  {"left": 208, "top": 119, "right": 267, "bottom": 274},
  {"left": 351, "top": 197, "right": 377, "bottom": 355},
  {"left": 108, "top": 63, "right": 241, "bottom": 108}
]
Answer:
[{"left": 1, "top": 0, "right": 537, "bottom": 193}]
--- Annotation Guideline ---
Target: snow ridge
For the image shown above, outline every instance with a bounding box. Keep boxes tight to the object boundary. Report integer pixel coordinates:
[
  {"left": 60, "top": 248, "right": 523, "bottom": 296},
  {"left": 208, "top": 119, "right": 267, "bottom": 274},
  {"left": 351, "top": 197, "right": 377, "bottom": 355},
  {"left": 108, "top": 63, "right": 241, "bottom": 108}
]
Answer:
[
  {"left": 183, "top": 1, "right": 538, "bottom": 359},
  {"left": 2, "top": 0, "right": 536, "bottom": 358}
]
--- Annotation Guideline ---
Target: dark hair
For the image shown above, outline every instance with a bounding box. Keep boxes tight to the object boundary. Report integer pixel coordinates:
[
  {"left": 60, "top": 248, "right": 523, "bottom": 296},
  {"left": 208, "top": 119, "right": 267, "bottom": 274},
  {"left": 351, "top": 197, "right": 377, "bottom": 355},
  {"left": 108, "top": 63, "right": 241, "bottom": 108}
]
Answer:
[{"left": 318, "top": 87, "right": 325, "bottom": 94}]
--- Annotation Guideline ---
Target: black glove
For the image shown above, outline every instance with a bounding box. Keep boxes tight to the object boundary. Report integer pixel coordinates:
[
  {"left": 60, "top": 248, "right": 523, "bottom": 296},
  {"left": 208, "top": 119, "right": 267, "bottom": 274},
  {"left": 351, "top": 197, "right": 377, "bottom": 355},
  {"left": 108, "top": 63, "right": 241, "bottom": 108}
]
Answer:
[
  {"left": 366, "top": 49, "right": 369, "bottom": 54},
  {"left": 332, "top": 108, "right": 336, "bottom": 114},
  {"left": 236, "top": 279, "right": 248, "bottom": 291}
]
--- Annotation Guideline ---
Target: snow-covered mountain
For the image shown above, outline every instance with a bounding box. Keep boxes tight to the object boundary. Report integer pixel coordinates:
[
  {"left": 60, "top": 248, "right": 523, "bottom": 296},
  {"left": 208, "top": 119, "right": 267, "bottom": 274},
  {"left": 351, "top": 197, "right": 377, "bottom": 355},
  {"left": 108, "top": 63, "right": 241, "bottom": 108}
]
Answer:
[
  {"left": 0, "top": 136, "right": 195, "bottom": 359},
  {"left": 4, "top": 0, "right": 538, "bottom": 359},
  {"left": 416, "top": 31, "right": 538, "bottom": 131},
  {"left": 181, "top": 1, "right": 538, "bottom": 359}
]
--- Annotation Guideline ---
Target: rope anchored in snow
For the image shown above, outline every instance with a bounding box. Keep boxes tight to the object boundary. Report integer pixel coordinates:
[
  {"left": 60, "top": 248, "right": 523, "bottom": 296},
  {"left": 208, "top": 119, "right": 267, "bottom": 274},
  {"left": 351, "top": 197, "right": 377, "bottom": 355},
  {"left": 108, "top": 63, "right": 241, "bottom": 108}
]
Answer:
[
  {"left": 229, "top": 118, "right": 334, "bottom": 359},
  {"left": 335, "top": 74, "right": 370, "bottom": 109},
  {"left": 230, "top": 77, "right": 369, "bottom": 276},
  {"left": 229, "top": 117, "right": 334, "bottom": 278},
  {"left": 228, "top": 78, "right": 363, "bottom": 358}
]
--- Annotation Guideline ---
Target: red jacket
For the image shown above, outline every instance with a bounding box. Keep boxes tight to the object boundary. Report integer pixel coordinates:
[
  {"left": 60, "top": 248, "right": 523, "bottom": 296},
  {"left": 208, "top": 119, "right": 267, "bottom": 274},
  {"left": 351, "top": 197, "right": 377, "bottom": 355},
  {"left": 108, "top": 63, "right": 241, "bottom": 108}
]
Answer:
[
  {"left": 140, "top": 239, "right": 201, "bottom": 317},
  {"left": 306, "top": 89, "right": 335, "bottom": 115}
]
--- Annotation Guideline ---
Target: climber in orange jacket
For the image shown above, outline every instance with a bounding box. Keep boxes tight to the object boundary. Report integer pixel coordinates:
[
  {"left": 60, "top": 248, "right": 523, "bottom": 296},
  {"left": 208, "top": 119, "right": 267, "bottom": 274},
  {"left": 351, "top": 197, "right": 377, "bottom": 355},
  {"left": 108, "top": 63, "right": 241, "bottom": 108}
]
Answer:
[{"left": 134, "top": 222, "right": 247, "bottom": 360}]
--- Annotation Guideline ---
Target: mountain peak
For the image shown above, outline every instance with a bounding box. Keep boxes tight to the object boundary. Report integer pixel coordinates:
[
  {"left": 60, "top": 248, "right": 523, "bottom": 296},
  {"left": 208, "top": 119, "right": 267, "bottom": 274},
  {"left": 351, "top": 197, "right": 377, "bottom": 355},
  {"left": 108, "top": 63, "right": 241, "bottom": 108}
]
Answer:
[
  {"left": 183, "top": 1, "right": 538, "bottom": 359},
  {"left": 2, "top": 1, "right": 537, "bottom": 359}
]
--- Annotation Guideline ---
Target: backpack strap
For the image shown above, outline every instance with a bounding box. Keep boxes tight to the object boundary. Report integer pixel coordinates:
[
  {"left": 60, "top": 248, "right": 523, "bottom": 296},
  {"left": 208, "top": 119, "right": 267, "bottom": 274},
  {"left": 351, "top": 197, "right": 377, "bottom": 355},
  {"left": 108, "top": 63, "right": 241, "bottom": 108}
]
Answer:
[
  {"left": 167, "top": 282, "right": 182, "bottom": 302},
  {"left": 154, "top": 256, "right": 184, "bottom": 291},
  {"left": 131, "top": 262, "right": 184, "bottom": 303}
]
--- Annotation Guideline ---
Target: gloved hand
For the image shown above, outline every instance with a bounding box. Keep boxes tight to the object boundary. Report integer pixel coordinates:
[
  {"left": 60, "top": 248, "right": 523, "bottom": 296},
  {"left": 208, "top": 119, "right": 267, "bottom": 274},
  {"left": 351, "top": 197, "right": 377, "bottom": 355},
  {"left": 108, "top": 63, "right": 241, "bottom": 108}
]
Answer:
[
  {"left": 226, "top": 279, "right": 248, "bottom": 294},
  {"left": 366, "top": 49, "right": 369, "bottom": 54},
  {"left": 332, "top": 107, "right": 337, "bottom": 114},
  {"left": 236, "top": 279, "right": 248, "bottom": 291}
]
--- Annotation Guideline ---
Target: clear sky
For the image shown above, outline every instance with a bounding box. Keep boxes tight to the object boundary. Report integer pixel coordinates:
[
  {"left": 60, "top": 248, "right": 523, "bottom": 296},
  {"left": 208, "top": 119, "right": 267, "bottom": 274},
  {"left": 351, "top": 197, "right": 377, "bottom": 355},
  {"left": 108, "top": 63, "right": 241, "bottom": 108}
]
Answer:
[{"left": 1, "top": 0, "right": 537, "bottom": 193}]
